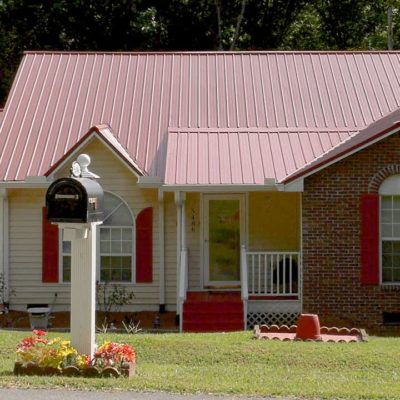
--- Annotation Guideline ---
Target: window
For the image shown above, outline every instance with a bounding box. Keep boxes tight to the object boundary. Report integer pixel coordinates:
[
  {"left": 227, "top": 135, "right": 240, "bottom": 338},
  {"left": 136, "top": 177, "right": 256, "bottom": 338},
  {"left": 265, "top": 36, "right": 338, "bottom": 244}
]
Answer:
[
  {"left": 61, "top": 238, "right": 71, "bottom": 282},
  {"left": 381, "top": 196, "right": 400, "bottom": 282},
  {"left": 100, "top": 193, "right": 134, "bottom": 282},
  {"left": 380, "top": 175, "right": 400, "bottom": 283},
  {"left": 61, "top": 192, "right": 134, "bottom": 283}
]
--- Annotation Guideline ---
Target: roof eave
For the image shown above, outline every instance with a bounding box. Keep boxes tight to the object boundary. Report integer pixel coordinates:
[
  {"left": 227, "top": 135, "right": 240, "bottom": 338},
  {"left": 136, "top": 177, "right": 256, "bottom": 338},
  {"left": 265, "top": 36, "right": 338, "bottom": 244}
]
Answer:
[
  {"left": 282, "top": 122, "right": 400, "bottom": 186},
  {"left": 157, "top": 184, "right": 282, "bottom": 192}
]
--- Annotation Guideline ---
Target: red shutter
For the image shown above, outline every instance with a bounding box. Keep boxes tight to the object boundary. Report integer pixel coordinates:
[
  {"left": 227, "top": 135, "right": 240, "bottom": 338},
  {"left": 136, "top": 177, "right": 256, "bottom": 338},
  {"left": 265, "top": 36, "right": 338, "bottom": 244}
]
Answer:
[
  {"left": 136, "top": 207, "right": 153, "bottom": 283},
  {"left": 42, "top": 207, "right": 59, "bottom": 283},
  {"left": 360, "top": 193, "right": 379, "bottom": 285}
]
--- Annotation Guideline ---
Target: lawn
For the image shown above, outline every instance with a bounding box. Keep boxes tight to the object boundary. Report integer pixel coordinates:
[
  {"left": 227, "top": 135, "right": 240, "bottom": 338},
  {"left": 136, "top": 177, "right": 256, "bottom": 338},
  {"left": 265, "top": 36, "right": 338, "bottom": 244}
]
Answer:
[{"left": 0, "top": 329, "right": 400, "bottom": 399}]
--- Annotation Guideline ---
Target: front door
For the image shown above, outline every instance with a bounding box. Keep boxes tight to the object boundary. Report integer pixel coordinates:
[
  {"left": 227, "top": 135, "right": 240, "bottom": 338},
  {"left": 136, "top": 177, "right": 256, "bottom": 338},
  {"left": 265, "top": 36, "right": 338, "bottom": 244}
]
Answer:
[{"left": 203, "top": 194, "right": 245, "bottom": 287}]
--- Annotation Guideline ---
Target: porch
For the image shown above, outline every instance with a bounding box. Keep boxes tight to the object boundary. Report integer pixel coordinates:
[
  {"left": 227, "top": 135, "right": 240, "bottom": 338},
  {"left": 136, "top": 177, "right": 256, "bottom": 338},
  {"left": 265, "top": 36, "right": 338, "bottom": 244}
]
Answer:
[
  {"left": 175, "top": 192, "right": 302, "bottom": 332},
  {"left": 178, "top": 249, "right": 302, "bottom": 331}
]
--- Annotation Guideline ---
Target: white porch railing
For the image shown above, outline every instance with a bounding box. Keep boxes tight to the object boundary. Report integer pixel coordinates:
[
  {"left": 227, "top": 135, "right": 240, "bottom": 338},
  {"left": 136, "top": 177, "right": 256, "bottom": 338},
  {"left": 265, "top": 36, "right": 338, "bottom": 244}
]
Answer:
[
  {"left": 178, "top": 248, "right": 188, "bottom": 332},
  {"left": 246, "top": 251, "right": 301, "bottom": 297}
]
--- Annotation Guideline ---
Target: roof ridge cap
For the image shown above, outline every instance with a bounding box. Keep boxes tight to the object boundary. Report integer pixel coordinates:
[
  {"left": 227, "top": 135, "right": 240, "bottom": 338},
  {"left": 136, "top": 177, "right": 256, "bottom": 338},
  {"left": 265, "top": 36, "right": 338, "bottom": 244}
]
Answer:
[{"left": 23, "top": 50, "right": 400, "bottom": 56}]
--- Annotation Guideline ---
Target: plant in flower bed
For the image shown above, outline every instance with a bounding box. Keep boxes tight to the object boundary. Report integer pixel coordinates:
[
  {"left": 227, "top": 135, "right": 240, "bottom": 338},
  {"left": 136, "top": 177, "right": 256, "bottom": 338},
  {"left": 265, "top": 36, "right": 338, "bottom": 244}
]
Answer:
[{"left": 14, "top": 330, "right": 135, "bottom": 377}]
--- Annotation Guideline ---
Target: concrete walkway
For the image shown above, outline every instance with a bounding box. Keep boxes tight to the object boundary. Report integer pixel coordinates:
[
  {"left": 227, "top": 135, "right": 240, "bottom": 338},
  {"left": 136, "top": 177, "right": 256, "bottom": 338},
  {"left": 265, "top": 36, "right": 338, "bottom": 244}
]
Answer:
[{"left": 0, "top": 388, "right": 298, "bottom": 400}]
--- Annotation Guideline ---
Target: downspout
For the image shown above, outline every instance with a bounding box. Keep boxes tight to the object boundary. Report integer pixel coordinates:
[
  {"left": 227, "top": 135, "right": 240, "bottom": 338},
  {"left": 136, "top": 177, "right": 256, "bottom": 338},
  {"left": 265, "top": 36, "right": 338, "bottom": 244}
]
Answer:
[
  {"left": 158, "top": 189, "right": 165, "bottom": 312},
  {"left": 0, "top": 189, "right": 9, "bottom": 304}
]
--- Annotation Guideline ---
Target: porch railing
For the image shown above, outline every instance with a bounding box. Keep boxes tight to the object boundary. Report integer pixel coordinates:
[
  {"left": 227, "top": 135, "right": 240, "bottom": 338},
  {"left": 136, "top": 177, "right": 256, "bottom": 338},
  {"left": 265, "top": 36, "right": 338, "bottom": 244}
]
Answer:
[{"left": 246, "top": 251, "right": 301, "bottom": 297}]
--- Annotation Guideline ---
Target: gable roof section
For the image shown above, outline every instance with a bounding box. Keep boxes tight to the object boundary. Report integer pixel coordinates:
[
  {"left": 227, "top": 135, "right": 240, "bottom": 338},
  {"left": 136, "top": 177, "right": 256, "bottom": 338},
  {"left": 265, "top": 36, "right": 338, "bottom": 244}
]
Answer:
[
  {"left": 46, "top": 124, "right": 145, "bottom": 178},
  {"left": 1, "top": 51, "right": 400, "bottom": 183},
  {"left": 283, "top": 107, "right": 400, "bottom": 184}
]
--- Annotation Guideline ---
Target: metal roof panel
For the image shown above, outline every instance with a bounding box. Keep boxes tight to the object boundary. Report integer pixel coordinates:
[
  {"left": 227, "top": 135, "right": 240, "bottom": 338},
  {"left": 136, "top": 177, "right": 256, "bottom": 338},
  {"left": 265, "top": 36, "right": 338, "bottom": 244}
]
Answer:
[{"left": 2, "top": 51, "right": 400, "bottom": 182}]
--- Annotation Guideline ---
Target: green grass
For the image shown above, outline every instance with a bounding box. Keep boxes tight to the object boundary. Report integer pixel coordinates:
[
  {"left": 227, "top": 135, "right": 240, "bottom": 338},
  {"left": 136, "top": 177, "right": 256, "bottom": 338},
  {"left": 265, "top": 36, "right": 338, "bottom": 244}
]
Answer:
[{"left": 1, "top": 330, "right": 400, "bottom": 399}]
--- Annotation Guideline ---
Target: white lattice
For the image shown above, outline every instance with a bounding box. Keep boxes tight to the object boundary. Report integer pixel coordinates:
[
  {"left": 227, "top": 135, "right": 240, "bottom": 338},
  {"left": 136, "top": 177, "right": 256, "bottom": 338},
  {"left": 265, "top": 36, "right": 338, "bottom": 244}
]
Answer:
[
  {"left": 247, "top": 311, "right": 299, "bottom": 328},
  {"left": 246, "top": 300, "right": 301, "bottom": 329}
]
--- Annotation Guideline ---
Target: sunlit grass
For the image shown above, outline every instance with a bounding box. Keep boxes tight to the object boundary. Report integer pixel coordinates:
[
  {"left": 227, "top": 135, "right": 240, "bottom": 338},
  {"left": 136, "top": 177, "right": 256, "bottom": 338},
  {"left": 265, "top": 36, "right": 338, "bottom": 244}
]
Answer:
[{"left": 1, "top": 329, "right": 400, "bottom": 399}]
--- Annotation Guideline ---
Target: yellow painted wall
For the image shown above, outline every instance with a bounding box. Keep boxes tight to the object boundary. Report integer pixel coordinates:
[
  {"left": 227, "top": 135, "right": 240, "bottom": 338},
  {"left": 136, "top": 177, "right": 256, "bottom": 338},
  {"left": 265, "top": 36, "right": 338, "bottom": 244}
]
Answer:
[{"left": 248, "top": 192, "right": 300, "bottom": 251}]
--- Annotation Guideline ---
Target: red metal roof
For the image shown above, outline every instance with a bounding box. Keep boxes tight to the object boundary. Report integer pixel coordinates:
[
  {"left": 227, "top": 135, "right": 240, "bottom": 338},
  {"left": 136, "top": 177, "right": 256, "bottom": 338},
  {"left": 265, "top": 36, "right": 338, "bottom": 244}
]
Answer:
[
  {"left": 283, "top": 107, "right": 400, "bottom": 183},
  {"left": 165, "top": 128, "right": 356, "bottom": 184},
  {"left": 1, "top": 51, "right": 400, "bottom": 183}
]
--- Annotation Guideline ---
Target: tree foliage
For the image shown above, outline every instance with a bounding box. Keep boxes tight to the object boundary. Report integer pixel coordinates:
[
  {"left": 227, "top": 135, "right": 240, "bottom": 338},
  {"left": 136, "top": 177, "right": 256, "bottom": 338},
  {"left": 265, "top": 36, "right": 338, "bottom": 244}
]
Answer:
[{"left": 0, "top": 0, "right": 400, "bottom": 105}]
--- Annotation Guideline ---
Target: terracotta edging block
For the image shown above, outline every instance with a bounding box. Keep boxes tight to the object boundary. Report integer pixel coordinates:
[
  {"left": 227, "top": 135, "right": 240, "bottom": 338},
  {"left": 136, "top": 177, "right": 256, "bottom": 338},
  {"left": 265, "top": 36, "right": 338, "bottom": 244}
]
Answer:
[{"left": 254, "top": 314, "right": 368, "bottom": 343}]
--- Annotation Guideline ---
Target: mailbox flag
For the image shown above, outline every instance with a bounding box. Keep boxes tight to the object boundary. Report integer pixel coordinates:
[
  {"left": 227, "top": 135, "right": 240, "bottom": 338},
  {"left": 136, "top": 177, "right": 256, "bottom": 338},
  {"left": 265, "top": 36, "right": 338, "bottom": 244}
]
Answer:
[
  {"left": 136, "top": 207, "right": 153, "bottom": 283},
  {"left": 42, "top": 207, "right": 59, "bottom": 283}
]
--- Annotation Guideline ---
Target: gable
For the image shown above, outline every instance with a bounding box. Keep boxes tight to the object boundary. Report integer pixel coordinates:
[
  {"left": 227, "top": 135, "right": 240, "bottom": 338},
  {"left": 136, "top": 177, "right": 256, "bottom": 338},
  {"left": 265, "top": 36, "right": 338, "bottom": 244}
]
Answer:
[
  {"left": 54, "top": 136, "right": 139, "bottom": 189},
  {"left": 46, "top": 125, "right": 144, "bottom": 179}
]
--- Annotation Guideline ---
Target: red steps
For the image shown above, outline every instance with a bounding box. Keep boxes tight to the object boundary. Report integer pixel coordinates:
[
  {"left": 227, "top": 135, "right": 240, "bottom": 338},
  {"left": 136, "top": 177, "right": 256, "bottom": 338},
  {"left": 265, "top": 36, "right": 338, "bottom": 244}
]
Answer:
[{"left": 183, "top": 291, "right": 244, "bottom": 332}]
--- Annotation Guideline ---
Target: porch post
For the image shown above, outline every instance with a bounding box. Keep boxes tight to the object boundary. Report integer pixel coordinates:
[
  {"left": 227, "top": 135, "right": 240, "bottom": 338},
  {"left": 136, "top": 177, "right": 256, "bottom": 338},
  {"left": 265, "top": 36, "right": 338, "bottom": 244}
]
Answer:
[
  {"left": 0, "top": 189, "right": 9, "bottom": 303},
  {"left": 158, "top": 189, "right": 165, "bottom": 311},
  {"left": 299, "top": 192, "right": 303, "bottom": 311},
  {"left": 174, "top": 192, "right": 186, "bottom": 326},
  {"left": 175, "top": 192, "right": 182, "bottom": 308}
]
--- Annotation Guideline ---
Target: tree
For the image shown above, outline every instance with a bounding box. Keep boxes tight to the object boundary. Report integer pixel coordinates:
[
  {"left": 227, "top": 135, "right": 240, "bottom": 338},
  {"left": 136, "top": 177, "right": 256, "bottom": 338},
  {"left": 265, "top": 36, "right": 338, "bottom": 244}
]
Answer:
[{"left": 1, "top": 0, "right": 400, "bottom": 106}]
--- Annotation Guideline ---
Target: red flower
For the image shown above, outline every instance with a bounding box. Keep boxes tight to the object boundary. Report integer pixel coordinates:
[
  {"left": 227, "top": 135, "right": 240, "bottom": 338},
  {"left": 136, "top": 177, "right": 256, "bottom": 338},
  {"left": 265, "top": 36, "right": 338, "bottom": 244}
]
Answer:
[
  {"left": 94, "top": 342, "right": 136, "bottom": 367},
  {"left": 32, "top": 329, "right": 46, "bottom": 337}
]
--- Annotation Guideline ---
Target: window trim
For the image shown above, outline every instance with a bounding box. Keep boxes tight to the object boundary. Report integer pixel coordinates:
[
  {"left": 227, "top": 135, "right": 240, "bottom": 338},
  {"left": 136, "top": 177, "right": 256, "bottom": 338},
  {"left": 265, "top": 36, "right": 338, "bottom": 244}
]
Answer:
[
  {"left": 58, "top": 230, "right": 71, "bottom": 284},
  {"left": 379, "top": 175, "right": 400, "bottom": 285},
  {"left": 59, "top": 191, "right": 136, "bottom": 284},
  {"left": 97, "top": 225, "right": 135, "bottom": 284}
]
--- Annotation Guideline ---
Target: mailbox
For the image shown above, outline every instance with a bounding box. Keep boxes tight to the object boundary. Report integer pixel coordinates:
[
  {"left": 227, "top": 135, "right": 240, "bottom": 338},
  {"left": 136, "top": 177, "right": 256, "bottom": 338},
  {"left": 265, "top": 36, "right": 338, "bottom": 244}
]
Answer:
[{"left": 46, "top": 177, "right": 104, "bottom": 223}]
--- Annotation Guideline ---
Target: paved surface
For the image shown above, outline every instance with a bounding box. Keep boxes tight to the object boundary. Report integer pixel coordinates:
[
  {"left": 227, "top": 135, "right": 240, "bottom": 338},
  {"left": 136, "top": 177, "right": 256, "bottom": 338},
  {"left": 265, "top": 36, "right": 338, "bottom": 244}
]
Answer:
[{"left": 0, "top": 388, "right": 297, "bottom": 400}]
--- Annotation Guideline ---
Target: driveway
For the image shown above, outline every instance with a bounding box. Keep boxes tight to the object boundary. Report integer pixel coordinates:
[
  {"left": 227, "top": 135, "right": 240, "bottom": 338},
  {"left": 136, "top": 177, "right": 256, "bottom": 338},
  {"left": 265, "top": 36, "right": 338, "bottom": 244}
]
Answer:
[{"left": 0, "top": 388, "right": 298, "bottom": 400}]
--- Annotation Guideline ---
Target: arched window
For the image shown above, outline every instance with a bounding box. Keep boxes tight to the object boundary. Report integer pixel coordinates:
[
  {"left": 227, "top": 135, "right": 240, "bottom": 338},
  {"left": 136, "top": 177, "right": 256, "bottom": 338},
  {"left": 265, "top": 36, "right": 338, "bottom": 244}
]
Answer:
[
  {"left": 380, "top": 175, "right": 400, "bottom": 283},
  {"left": 61, "top": 192, "right": 135, "bottom": 283},
  {"left": 99, "top": 192, "right": 134, "bottom": 282}
]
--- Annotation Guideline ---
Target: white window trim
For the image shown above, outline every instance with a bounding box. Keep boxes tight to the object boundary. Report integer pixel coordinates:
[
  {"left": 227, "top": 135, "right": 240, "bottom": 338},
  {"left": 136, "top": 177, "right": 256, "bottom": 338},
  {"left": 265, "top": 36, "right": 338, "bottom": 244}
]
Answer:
[
  {"left": 58, "top": 229, "right": 71, "bottom": 284},
  {"left": 97, "top": 225, "right": 135, "bottom": 284},
  {"left": 59, "top": 191, "right": 136, "bottom": 284},
  {"left": 379, "top": 175, "right": 400, "bottom": 285}
]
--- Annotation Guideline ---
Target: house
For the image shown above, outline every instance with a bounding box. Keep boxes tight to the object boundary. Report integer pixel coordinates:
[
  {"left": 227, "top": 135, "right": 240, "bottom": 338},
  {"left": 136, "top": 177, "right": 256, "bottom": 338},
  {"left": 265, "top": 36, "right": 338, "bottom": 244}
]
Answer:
[{"left": 1, "top": 51, "right": 400, "bottom": 332}]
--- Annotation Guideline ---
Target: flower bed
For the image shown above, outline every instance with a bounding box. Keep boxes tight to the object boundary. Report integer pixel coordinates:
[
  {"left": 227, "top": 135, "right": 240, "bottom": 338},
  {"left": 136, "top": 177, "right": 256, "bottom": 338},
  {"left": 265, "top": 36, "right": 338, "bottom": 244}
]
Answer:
[{"left": 14, "top": 330, "right": 135, "bottom": 378}]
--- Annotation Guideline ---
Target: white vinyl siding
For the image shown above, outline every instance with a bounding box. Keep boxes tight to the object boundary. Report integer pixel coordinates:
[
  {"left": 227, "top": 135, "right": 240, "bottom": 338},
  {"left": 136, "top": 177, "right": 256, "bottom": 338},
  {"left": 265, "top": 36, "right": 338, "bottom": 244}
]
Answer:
[{"left": 8, "top": 137, "right": 167, "bottom": 312}]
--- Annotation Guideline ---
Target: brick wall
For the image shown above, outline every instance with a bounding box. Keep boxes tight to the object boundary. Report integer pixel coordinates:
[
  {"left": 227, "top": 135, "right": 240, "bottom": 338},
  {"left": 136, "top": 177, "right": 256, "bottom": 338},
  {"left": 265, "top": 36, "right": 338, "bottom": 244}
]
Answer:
[{"left": 302, "top": 132, "right": 400, "bottom": 334}]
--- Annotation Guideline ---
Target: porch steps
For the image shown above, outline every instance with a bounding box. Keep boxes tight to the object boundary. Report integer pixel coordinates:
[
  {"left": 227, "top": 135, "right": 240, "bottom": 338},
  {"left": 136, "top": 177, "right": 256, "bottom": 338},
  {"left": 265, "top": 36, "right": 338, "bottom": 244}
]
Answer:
[{"left": 183, "top": 291, "right": 244, "bottom": 332}]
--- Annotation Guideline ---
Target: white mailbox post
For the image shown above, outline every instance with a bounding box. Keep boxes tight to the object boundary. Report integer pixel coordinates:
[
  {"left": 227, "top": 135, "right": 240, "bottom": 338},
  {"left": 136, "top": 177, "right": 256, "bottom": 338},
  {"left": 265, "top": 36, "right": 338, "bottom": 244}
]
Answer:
[
  {"left": 61, "top": 223, "right": 100, "bottom": 356},
  {"left": 46, "top": 154, "right": 103, "bottom": 357}
]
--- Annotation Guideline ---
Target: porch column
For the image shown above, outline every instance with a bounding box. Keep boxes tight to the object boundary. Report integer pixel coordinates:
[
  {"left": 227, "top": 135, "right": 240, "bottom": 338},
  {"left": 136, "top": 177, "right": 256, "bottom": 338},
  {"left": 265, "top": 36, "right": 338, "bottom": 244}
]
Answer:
[
  {"left": 0, "top": 189, "right": 9, "bottom": 303},
  {"left": 174, "top": 192, "right": 186, "bottom": 316},
  {"left": 158, "top": 189, "right": 165, "bottom": 311}
]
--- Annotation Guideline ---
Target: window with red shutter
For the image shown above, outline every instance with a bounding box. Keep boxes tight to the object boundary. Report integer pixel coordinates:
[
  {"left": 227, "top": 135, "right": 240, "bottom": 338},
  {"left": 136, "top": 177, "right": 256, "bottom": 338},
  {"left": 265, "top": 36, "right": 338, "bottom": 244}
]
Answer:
[
  {"left": 360, "top": 194, "right": 380, "bottom": 285},
  {"left": 136, "top": 207, "right": 153, "bottom": 283},
  {"left": 42, "top": 207, "right": 59, "bottom": 283}
]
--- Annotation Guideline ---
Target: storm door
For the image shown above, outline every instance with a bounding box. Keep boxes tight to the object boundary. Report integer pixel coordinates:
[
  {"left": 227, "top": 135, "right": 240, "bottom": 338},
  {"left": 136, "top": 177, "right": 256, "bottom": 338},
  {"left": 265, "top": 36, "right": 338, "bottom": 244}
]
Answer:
[{"left": 203, "top": 194, "right": 245, "bottom": 287}]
